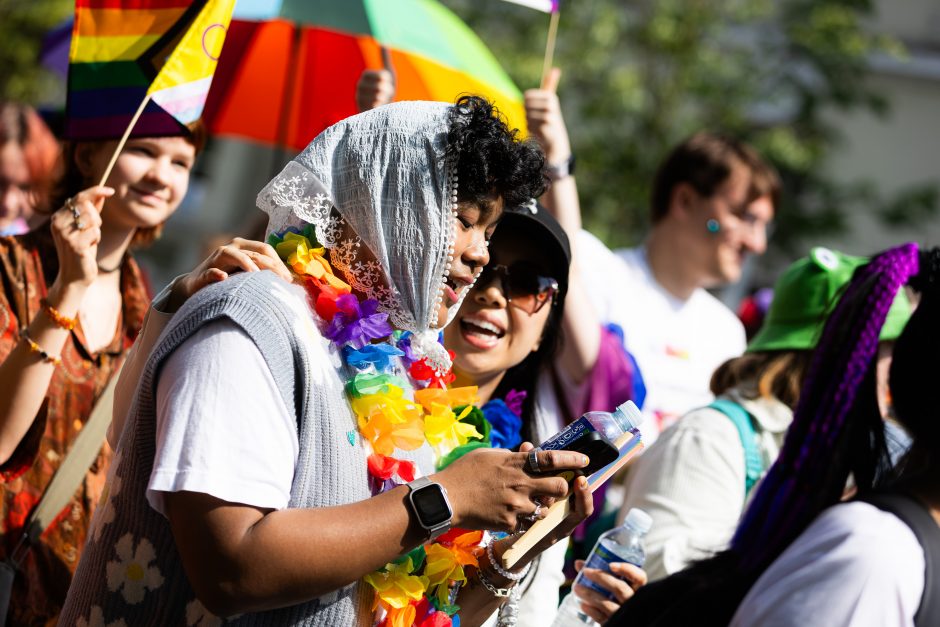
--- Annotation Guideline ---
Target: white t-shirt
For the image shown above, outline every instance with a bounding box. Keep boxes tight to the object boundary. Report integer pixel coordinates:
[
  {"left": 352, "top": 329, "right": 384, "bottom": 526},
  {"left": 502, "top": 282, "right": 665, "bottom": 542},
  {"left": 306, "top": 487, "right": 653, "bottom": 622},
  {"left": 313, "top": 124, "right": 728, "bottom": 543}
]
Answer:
[
  {"left": 730, "top": 502, "right": 925, "bottom": 627},
  {"left": 150, "top": 319, "right": 300, "bottom": 516},
  {"left": 578, "top": 231, "right": 745, "bottom": 440}
]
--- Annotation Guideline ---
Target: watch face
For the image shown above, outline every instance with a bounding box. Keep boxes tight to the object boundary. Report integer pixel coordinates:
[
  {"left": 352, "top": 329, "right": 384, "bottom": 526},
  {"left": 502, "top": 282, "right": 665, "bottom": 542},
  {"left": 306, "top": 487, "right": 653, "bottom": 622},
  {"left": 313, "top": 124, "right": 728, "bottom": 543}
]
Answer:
[{"left": 412, "top": 484, "right": 452, "bottom": 527}]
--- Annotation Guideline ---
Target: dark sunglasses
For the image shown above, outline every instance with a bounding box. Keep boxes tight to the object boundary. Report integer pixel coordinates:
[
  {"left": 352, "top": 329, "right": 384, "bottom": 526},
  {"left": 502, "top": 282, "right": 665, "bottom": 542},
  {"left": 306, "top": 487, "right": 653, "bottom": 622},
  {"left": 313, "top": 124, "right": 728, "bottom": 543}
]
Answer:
[{"left": 477, "top": 262, "right": 559, "bottom": 314}]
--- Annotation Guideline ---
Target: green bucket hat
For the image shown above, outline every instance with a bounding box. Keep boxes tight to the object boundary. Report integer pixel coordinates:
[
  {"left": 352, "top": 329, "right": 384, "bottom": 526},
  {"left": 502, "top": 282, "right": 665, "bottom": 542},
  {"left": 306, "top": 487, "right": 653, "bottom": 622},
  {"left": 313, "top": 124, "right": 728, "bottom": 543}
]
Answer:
[{"left": 747, "top": 247, "right": 912, "bottom": 353}]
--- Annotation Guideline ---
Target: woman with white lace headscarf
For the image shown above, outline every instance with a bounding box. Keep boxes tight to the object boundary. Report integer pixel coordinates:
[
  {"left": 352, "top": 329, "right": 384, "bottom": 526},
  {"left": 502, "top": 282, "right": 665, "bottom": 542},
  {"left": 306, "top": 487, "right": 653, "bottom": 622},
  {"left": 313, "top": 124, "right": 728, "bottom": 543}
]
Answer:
[{"left": 61, "top": 97, "right": 594, "bottom": 627}]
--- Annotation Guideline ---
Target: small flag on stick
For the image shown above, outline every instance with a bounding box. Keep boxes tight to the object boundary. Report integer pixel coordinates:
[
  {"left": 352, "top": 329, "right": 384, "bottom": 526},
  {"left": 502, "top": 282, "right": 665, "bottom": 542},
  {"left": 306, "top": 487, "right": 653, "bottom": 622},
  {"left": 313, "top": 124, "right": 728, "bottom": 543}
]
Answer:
[
  {"left": 496, "top": 0, "right": 561, "bottom": 87},
  {"left": 67, "top": 0, "right": 235, "bottom": 141},
  {"left": 498, "top": 0, "right": 559, "bottom": 12}
]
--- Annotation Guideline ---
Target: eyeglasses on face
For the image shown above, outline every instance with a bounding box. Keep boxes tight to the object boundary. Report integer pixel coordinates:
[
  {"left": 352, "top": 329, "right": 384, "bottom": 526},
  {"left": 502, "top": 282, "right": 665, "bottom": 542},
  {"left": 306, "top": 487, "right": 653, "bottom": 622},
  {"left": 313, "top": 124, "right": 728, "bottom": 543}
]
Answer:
[{"left": 477, "top": 262, "right": 558, "bottom": 314}]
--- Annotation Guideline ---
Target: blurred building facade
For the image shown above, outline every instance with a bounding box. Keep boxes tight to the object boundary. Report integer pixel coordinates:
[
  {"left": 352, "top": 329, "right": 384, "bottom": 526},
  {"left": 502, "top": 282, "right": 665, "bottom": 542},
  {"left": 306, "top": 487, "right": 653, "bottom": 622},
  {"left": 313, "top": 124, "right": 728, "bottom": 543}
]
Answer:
[{"left": 815, "top": 0, "right": 940, "bottom": 255}]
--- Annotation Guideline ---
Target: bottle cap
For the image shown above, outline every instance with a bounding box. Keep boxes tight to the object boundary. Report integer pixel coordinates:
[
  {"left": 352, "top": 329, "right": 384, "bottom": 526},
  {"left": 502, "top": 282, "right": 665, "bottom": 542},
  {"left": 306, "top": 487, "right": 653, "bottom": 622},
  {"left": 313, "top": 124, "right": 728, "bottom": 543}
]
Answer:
[
  {"left": 624, "top": 508, "right": 653, "bottom": 534},
  {"left": 614, "top": 401, "right": 643, "bottom": 431}
]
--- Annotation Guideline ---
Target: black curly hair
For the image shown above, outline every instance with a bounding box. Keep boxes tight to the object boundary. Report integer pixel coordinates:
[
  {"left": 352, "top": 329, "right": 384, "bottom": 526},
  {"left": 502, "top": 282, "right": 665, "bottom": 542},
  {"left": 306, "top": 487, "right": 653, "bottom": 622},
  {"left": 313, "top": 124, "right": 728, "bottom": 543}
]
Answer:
[{"left": 447, "top": 95, "right": 547, "bottom": 208}]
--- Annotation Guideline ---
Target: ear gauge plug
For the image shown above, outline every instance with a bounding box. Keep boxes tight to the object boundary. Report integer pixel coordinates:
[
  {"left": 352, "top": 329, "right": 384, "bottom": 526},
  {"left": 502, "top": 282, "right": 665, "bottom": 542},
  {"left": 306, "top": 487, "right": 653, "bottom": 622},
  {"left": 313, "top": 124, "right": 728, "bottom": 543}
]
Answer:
[{"left": 706, "top": 219, "right": 721, "bottom": 234}]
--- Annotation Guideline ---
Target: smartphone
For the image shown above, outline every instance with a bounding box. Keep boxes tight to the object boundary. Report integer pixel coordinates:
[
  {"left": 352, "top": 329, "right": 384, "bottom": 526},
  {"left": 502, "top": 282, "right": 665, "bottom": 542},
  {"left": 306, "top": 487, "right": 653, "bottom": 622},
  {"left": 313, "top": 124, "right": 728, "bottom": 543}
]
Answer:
[{"left": 548, "top": 431, "right": 620, "bottom": 477}]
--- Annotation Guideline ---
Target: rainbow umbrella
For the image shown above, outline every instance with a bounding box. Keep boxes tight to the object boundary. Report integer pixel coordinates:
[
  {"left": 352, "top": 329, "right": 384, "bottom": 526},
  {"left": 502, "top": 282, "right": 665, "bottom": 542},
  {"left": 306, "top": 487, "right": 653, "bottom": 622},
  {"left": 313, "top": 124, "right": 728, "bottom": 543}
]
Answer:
[{"left": 201, "top": 0, "right": 526, "bottom": 150}]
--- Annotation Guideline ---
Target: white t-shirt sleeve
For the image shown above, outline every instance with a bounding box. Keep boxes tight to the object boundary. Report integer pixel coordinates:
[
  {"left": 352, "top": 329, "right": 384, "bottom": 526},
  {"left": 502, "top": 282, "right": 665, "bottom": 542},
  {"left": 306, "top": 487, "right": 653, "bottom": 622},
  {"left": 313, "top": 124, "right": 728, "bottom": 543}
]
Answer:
[
  {"left": 148, "top": 319, "right": 299, "bottom": 517},
  {"left": 730, "top": 501, "right": 925, "bottom": 627}
]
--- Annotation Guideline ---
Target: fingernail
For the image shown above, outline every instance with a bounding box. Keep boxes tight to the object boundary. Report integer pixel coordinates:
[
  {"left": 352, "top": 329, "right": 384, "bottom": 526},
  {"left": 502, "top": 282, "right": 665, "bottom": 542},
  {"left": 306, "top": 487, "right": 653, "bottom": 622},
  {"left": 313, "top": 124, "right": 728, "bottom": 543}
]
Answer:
[
  {"left": 577, "top": 476, "right": 588, "bottom": 488},
  {"left": 582, "top": 456, "right": 589, "bottom": 466}
]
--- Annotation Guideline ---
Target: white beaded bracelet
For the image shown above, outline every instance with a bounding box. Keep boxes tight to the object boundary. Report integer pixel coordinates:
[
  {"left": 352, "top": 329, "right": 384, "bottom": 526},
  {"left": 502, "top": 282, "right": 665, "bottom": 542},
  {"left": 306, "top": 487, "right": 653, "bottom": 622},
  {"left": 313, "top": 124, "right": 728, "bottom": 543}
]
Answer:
[{"left": 486, "top": 536, "right": 531, "bottom": 582}]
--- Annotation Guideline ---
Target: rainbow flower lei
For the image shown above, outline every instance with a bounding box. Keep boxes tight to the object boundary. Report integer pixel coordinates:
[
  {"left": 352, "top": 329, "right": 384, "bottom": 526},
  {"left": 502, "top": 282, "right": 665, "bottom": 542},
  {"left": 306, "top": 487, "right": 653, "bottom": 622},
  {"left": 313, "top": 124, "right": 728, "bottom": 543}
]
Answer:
[{"left": 270, "top": 226, "right": 527, "bottom": 627}]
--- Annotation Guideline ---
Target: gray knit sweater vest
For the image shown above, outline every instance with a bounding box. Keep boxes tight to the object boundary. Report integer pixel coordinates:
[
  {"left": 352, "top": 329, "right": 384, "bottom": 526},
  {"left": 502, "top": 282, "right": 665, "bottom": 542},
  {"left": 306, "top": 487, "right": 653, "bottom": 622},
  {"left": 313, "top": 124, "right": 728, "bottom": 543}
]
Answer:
[{"left": 60, "top": 271, "right": 379, "bottom": 626}]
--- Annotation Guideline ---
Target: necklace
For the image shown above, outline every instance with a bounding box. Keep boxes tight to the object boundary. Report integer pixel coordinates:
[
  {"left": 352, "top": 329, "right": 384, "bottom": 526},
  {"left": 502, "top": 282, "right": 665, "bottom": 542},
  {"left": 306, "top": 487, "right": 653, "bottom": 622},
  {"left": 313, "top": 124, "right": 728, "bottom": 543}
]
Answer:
[{"left": 272, "top": 226, "right": 529, "bottom": 627}]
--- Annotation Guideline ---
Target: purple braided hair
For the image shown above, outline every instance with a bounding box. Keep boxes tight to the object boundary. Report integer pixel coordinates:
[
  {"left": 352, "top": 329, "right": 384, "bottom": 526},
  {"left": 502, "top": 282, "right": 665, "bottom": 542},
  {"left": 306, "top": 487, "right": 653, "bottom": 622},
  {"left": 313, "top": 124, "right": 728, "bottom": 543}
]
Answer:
[{"left": 732, "top": 242, "right": 920, "bottom": 569}]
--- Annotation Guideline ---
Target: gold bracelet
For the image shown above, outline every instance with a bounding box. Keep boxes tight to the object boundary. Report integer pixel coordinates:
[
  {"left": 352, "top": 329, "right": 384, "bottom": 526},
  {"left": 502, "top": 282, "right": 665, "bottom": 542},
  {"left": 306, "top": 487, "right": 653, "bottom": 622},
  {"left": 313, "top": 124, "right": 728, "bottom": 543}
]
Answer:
[
  {"left": 20, "top": 330, "right": 62, "bottom": 366},
  {"left": 40, "top": 298, "right": 77, "bottom": 331}
]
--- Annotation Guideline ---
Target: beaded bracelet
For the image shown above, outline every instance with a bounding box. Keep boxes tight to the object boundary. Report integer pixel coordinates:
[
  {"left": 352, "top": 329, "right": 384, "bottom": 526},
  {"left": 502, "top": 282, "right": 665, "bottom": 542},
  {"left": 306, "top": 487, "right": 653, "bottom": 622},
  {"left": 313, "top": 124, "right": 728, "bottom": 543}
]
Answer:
[
  {"left": 40, "top": 299, "right": 77, "bottom": 331},
  {"left": 486, "top": 535, "right": 532, "bottom": 582},
  {"left": 20, "top": 330, "right": 62, "bottom": 366}
]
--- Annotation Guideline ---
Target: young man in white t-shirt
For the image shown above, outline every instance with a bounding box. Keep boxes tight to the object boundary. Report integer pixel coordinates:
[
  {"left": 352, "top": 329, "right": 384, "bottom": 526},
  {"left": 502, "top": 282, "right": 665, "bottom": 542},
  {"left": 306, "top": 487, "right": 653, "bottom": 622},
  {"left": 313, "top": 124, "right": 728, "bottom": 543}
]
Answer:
[{"left": 577, "top": 133, "right": 780, "bottom": 439}]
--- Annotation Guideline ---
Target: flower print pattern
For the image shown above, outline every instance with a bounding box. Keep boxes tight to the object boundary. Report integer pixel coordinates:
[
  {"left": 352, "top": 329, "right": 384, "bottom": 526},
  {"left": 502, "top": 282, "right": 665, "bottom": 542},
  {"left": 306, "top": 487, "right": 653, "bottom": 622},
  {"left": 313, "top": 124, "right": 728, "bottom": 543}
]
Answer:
[{"left": 106, "top": 534, "right": 164, "bottom": 604}]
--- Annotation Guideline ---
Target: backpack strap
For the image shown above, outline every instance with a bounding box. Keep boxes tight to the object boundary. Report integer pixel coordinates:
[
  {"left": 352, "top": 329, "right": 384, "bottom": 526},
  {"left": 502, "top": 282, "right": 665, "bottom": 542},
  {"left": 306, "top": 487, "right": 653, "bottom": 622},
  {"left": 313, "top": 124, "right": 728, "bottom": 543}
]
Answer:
[
  {"left": 707, "top": 399, "right": 764, "bottom": 495},
  {"left": 860, "top": 492, "right": 940, "bottom": 627}
]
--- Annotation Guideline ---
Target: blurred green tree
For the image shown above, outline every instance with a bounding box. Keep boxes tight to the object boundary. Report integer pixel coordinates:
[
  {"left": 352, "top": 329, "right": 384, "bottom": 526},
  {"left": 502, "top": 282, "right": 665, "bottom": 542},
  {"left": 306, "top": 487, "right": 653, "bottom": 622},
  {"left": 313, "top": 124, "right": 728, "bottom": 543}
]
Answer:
[
  {"left": 0, "top": 0, "right": 72, "bottom": 103},
  {"left": 443, "top": 0, "right": 937, "bottom": 254}
]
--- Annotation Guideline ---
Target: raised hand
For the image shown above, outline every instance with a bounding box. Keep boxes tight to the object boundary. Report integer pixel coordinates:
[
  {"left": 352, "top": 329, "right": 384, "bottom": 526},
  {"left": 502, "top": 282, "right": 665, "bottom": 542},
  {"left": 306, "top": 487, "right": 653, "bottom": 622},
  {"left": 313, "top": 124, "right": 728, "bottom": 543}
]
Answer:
[
  {"left": 524, "top": 67, "right": 571, "bottom": 164},
  {"left": 50, "top": 186, "right": 113, "bottom": 290},
  {"left": 356, "top": 69, "right": 395, "bottom": 113}
]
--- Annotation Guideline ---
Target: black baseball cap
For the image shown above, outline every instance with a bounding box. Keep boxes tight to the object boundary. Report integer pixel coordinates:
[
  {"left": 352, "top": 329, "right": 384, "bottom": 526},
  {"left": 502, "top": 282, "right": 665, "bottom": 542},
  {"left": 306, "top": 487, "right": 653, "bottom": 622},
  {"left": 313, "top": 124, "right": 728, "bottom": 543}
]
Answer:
[{"left": 491, "top": 202, "right": 572, "bottom": 300}]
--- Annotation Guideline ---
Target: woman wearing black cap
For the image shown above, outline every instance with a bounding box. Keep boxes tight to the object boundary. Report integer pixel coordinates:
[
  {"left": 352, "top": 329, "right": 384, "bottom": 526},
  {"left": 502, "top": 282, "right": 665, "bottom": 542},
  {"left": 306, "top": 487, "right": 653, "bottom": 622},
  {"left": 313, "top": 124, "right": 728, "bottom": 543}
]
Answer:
[{"left": 445, "top": 204, "right": 647, "bottom": 627}]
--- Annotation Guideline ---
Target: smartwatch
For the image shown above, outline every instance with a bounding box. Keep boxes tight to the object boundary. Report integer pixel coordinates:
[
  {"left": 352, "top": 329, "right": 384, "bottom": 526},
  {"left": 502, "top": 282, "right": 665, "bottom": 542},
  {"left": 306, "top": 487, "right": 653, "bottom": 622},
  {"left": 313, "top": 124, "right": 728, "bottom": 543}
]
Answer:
[
  {"left": 545, "top": 153, "right": 575, "bottom": 181},
  {"left": 406, "top": 476, "right": 453, "bottom": 540}
]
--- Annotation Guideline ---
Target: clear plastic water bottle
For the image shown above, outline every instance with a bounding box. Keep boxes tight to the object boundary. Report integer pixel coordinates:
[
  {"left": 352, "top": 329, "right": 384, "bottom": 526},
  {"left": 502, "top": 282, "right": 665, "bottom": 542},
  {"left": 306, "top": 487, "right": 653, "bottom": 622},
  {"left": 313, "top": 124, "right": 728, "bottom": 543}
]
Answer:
[
  {"left": 551, "top": 590, "right": 599, "bottom": 627},
  {"left": 550, "top": 508, "right": 653, "bottom": 627}
]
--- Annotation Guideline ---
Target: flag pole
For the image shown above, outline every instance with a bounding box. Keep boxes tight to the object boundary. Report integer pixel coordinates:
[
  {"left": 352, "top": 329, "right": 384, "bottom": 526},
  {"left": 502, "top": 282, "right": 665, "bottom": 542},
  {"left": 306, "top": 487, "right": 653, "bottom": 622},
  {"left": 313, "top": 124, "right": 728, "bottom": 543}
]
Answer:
[
  {"left": 540, "top": 10, "right": 560, "bottom": 89},
  {"left": 98, "top": 93, "right": 151, "bottom": 187}
]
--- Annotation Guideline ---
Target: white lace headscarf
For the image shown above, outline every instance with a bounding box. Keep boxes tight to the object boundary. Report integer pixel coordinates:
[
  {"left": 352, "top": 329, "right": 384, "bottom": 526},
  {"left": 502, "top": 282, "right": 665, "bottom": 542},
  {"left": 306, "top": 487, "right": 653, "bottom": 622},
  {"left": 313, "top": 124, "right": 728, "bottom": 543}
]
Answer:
[{"left": 257, "top": 101, "right": 469, "bottom": 371}]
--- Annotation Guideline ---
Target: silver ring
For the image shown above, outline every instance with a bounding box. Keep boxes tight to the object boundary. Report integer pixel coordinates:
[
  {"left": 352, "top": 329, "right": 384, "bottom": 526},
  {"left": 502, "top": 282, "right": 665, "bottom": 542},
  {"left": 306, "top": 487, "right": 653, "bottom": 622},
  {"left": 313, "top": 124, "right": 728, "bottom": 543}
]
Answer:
[
  {"left": 519, "top": 501, "right": 543, "bottom": 528},
  {"left": 530, "top": 502, "right": 542, "bottom": 520},
  {"left": 527, "top": 449, "right": 541, "bottom": 474},
  {"left": 66, "top": 197, "right": 80, "bottom": 219}
]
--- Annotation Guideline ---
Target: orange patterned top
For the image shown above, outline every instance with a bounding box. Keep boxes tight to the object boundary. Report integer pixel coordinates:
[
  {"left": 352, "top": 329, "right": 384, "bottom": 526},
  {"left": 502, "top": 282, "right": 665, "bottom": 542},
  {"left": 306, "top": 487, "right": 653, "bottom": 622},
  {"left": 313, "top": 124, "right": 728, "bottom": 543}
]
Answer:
[{"left": 0, "top": 224, "right": 149, "bottom": 626}]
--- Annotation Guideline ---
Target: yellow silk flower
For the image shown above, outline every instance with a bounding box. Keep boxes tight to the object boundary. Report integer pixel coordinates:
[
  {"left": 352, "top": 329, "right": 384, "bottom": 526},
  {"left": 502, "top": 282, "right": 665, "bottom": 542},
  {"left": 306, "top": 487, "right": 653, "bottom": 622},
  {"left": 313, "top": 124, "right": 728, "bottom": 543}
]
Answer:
[
  {"left": 414, "top": 386, "right": 480, "bottom": 413},
  {"left": 424, "top": 404, "right": 482, "bottom": 455},
  {"left": 364, "top": 558, "right": 428, "bottom": 610},
  {"left": 351, "top": 386, "right": 419, "bottom": 424},
  {"left": 275, "top": 232, "right": 350, "bottom": 291},
  {"left": 424, "top": 544, "right": 469, "bottom": 606}
]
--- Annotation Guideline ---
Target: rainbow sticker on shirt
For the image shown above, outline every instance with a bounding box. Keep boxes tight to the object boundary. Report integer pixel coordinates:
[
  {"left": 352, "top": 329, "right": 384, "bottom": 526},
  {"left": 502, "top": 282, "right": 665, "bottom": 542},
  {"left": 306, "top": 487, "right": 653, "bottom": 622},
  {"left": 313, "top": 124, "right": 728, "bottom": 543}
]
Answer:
[{"left": 665, "top": 345, "right": 690, "bottom": 360}]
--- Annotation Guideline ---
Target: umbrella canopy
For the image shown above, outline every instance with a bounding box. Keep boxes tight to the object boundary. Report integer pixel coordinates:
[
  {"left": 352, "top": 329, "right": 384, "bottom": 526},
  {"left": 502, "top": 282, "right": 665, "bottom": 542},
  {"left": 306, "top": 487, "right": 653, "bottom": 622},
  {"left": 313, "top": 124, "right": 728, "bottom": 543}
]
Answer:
[{"left": 201, "top": 0, "right": 526, "bottom": 150}]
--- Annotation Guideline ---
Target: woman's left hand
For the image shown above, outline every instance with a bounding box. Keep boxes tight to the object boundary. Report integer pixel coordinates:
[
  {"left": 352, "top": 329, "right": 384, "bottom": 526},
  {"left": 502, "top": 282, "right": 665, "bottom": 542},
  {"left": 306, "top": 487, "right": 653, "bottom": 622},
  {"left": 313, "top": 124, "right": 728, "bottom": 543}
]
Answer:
[
  {"left": 168, "top": 238, "right": 291, "bottom": 312},
  {"left": 572, "top": 559, "right": 648, "bottom": 624}
]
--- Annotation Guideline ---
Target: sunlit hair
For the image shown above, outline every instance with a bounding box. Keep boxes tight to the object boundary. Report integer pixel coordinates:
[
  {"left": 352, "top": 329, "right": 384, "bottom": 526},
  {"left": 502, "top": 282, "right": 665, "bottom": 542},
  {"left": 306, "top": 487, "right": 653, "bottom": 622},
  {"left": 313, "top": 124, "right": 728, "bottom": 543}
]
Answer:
[
  {"left": 710, "top": 350, "right": 812, "bottom": 411},
  {"left": 0, "top": 102, "right": 61, "bottom": 210},
  {"left": 447, "top": 95, "right": 546, "bottom": 208},
  {"left": 44, "top": 120, "right": 206, "bottom": 247},
  {"left": 649, "top": 131, "right": 780, "bottom": 225}
]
